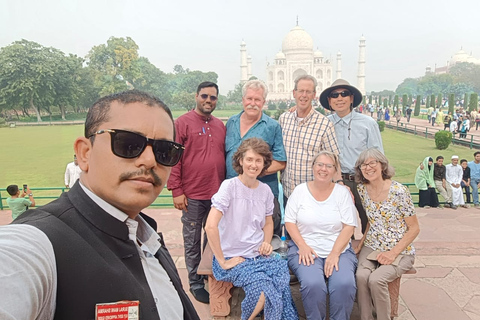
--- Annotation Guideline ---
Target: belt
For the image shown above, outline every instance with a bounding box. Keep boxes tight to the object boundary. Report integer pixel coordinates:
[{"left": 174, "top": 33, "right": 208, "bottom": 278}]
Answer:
[{"left": 341, "top": 173, "right": 355, "bottom": 181}]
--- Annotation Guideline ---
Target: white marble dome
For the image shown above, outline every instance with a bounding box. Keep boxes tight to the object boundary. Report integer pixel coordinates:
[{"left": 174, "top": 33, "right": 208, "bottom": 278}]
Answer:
[
  {"left": 275, "top": 51, "right": 286, "bottom": 59},
  {"left": 314, "top": 50, "right": 323, "bottom": 58},
  {"left": 450, "top": 49, "right": 470, "bottom": 64},
  {"left": 282, "top": 26, "right": 313, "bottom": 53}
]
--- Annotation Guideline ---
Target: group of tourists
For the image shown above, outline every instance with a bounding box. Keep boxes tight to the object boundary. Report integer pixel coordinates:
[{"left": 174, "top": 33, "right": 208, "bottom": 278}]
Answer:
[
  {"left": 168, "top": 76, "right": 419, "bottom": 320},
  {"left": 0, "top": 77, "right": 420, "bottom": 320},
  {"left": 415, "top": 152, "right": 480, "bottom": 210}
]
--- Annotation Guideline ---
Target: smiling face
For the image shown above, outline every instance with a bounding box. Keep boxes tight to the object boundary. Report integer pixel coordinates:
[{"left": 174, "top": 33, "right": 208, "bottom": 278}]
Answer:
[
  {"left": 195, "top": 86, "right": 218, "bottom": 116},
  {"left": 239, "top": 149, "right": 264, "bottom": 180},
  {"left": 293, "top": 79, "right": 316, "bottom": 116},
  {"left": 327, "top": 87, "right": 354, "bottom": 117},
  {"left": 76, "top": 101, "right": 174, "bottom": 218},
  {"left": 312, "top": 154, "right": 337, "bottom": 183},
  {"left": 360, "top": 157, "right": 382, "bottom": 182},
  {"left": 242, "top": 88, "right": 265, "bottom": 120}
]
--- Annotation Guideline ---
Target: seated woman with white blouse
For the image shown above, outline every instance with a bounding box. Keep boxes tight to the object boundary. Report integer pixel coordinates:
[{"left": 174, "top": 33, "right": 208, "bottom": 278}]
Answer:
[{"left": 285, "top": 150, "right": 358, "bottom": 320}]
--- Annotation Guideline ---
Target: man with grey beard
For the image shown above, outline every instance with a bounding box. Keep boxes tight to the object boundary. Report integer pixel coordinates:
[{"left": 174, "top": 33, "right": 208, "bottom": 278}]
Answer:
[{"left": 225, "top": 80, "right": 287, "bottom": 237}]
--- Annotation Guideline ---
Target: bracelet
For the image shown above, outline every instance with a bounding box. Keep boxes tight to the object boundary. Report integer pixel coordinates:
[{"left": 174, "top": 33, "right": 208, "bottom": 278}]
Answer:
[{"left": 334, "top": 179, "right": 344, "bottom": 184}]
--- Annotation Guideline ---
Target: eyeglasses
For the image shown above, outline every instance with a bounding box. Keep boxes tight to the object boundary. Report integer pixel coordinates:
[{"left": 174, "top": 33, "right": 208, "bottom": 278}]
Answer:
[
  {"left": 314, "top": 162, "right": 335, "bottom": 169},
  {"left": 360, "top": 160, "right": 379, "bottom": 170},
  {"left": 199, "top": 94, "right": 218, "bottom": 101},
  {"left": 89, "top": 129, "right": 185, "bottom": 167},
  {"left": 329, "top": 91, "right": 351, "bottom": 99},
  {"left": 296, "top": 90, "right": 314, "bottom": 96}
]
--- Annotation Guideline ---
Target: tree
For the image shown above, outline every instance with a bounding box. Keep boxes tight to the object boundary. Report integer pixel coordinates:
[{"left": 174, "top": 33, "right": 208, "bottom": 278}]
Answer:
[
  {"left": 414, "top": 95, "right": 421, "bottom": 116},
  {"left": 437, "top": 93, "right": 443, "bottom": 108},
  {"left": 469, "top": 93, "right": 478, "bottom": 112},
  {"left": 396, "top": 78, "right": 418, "bottom": 96},
  {"left": 449, "top": 62, "right": 480, "bottom": 93},
  {"left": 447, "top": 82, "right": 474, "bottom": 99},
  {"left": 393, "top": 95, "right": 399, "bottom": 110},
  {"left": 132, "top": 57, "right": 171, "bottom": 104},
  {"left": 448, "top": 94, "right": 455, "bottom": 115},
  {"left": 227, "top": 82, "right": 244, "bottom": 104},
  {"left": 0, "top": 39, "right": 68, "bottom": 121},
  {"left": 430, "top": 94, "right": 436, "bottom": 109},
  {"left": 426, "top": 96, "right": 430, "bottom": 110},
  {"left": 464, "top": 93, "right": 469, "bottom": 110},
  {"left": 86, "top": 36, "right": 140, "bottom": 96},
  {"left": 171, "top": 91, "right": 195, "bottom": 110}
]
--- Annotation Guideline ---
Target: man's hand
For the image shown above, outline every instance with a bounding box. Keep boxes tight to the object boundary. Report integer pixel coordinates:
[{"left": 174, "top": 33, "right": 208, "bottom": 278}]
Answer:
[{"left": 173, "top": 194, "right": 188, "bottom": 211}]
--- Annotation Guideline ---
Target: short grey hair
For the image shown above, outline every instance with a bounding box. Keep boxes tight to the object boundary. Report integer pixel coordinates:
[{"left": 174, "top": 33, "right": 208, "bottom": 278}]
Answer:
[
  {"left": 354, "top": 148, "right": 395, "bottom": 184},
  {"left": 242, "top": 80, "right": 268, "bottom": 99},
  {"left": 294, "top": 75, "right": 317, "bottom": 91}
]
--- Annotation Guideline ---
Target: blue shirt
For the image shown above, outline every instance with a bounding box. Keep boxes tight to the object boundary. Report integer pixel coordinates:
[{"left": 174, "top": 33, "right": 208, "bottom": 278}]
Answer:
[
  {"left": 468, "top": 161, "right": 480, "bottom": 180},
  {"left": 225, "top": 112, "right": 287, "bottom": 197},
  {"left": 328, "top": 111, "right": 384, "bottom": 174}
]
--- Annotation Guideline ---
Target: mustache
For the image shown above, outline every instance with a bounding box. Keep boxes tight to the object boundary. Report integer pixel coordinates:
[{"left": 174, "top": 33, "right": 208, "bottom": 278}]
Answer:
[
  {"left": 119, "top": 169, "right": 162, "bottom": 186},
  {"left": 246, "top": 105, "right": 260, "bottom": 111}
]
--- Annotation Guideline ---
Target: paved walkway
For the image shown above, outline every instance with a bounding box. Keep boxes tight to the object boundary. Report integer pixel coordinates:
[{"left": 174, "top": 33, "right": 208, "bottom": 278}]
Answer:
[{"left": 1, "top": 206, "right": 479, "bottom": 320}]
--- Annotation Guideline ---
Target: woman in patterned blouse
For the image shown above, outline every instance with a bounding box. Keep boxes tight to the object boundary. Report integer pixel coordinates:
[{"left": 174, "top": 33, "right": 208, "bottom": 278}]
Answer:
[{"left": 354, "top": 148, "right": 420, "bottom": 320}]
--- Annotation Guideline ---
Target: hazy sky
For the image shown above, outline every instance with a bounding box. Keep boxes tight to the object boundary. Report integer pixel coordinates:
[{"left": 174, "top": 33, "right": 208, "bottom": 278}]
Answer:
[{"left": 2, "top": 0, "right": 479, "bottom": 96}]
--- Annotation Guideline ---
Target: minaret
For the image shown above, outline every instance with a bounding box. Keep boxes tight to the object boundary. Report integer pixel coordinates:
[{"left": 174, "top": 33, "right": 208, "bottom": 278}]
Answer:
[
  {"left": 247, "top": 55, "right": 252, "bottom": 80},
  {"left": 336, "top": 51, "right": 342, "bottom": 79},
  {"left": 240, "top": 40, "right": 248, "bottom": 83},
  {"left": 357, "top": 35, "right": 366, "bottom": 95}
]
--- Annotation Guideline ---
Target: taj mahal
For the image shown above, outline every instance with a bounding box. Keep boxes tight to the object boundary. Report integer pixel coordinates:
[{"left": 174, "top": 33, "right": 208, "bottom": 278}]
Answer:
[{"left": 240, "top": 24, "right": 367, "bottom": 100}]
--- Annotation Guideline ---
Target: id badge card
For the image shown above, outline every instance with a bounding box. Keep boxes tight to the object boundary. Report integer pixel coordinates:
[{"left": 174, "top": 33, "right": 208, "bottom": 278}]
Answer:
[{"left": 95, "top": 300, "right": 140, "bottom": 320}]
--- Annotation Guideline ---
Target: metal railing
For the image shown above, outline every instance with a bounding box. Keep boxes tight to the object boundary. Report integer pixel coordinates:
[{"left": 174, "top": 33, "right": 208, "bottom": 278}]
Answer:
[
  {"left": 0, "top": 187, "right": 174, "bottom": 210},
  {"left": 2, "top": 184, "right": 477, "bottom": 210}
]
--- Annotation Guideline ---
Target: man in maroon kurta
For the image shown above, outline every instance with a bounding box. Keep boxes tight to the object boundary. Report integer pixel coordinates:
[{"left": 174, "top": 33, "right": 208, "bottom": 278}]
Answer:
[{"left": 167, "top": 82, "right": 226, "bottom": 303}]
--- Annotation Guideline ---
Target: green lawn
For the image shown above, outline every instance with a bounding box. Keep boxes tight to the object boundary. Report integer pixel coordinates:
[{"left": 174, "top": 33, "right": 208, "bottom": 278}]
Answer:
[{"left": 1, "top": 124, "right": 477, "bottom": 207}]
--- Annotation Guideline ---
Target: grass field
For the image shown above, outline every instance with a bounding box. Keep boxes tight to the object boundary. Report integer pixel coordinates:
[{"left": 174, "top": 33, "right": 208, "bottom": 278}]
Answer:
[{"left": 1, "top": 123, "right": 477, "bottom": 207}]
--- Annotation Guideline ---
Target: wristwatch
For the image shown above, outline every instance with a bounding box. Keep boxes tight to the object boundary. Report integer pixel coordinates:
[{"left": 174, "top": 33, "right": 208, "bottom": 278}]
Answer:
[{"left": 28, "top": 193, "right": 33, "bottom": 196}]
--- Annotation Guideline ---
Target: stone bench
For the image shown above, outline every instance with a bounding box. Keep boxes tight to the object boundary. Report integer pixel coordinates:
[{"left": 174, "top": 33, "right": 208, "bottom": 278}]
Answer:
[{"left": 198, "top": 241, "right": 416, "bottom": 319}]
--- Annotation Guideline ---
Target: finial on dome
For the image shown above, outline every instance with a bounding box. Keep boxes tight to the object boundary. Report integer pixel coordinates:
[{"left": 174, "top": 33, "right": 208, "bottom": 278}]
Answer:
[{"left": 296, "top": 16, "right": 298, "bottom": 26}]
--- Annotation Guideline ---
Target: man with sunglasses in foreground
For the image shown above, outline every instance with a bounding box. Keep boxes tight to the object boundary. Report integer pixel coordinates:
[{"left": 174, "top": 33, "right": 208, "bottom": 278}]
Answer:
[
  {"left": 167, "top": 82, "right": 226, "bottom": 304},
  {"left": 319, "top": 79, "right": 384, "bottom": 235},
  {"left": 0, "top": 90, "right": 199, "bottom": 320}
]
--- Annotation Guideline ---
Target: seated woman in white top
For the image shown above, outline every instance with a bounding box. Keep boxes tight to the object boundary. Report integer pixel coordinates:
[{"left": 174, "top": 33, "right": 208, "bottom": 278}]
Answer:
[
  {"left": 285, "top": 150, "right": 358, "bottom": 320},
  {"left": 205, "top": 138, "right": 298, "bottom": 320}
]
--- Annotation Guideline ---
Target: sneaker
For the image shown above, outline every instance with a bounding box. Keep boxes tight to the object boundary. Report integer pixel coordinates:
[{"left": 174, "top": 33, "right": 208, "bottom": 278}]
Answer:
[
  {"left": 190, "top": 287, "right": 210, "bottom": 304},
  {"left": 443, "top": 203, "right": 451, "bottom": 208}
]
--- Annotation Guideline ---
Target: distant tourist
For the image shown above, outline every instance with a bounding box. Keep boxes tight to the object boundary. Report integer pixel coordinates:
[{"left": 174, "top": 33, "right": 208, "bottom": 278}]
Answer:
[
  {"left": 6, "top": 184, "right": 35, "bottom": 220},
  {"left": 64, "top": 154, "right": 82, "bottom": 188},
  {"left": 446, "top": 155, "right": 468, "bottom": 208},
  {"left": 406, "top": 106, "right": 412, "bottom": 123},
  {"left": 433, "top": 156, "right": 456, "bottom": 209},
  {"left": 415, "top": 157, "right": 439, "bottom": 208},
  {"left": 468, "top": 152, "right": 480, "bottom": 209},
  {"left": 460, "top": 159, "right": 471, "bottom": 204}
]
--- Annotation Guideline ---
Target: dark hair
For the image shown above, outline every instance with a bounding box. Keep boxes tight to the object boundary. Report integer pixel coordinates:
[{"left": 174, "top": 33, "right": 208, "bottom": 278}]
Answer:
[
  {"left": 428, "top": 157, "right": 433, "bottom": 162},
  {"left": 197, "top": 82, "right": 218, "bottom": 95},
  {"left": 7, "top": 185, "right": 19, "bottom": 196},
  {"left": 85, "top": 90, "right": 174, "bottom": 142},
  {"left": 232, "top": 138, "right": 272, "bottom": 176},
  {"left": 474, "top": 151, "right": 480, "bottom": 157},
  {"left": 436, "top": 155, "right": 444, "bottom": 161},
  {"left": 460, "top": 159, "right": 468, "bottom": 164},
  {"left": 354, "top": 148, "right": 395, "bottom": 184}
]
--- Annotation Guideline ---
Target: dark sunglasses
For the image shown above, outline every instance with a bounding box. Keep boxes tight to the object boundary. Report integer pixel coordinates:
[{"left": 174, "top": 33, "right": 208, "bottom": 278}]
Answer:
[
  {"left": 329, "top": 91, "right": 351, "bottom": 99},
  {"left": 199, "top": 94, "right": 218, "bottom": 101},
  {"left": 89, "top": 129, "right": 184, "bottom": 167}
]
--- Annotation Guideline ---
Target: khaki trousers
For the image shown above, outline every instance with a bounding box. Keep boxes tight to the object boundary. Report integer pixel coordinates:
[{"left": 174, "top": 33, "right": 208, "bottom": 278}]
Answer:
[
  {"left": 356, "top": 246, "right": 415, "bottom": 320},
  {"left": 435, "top": 179, "right": 453, "bottom": 203}
]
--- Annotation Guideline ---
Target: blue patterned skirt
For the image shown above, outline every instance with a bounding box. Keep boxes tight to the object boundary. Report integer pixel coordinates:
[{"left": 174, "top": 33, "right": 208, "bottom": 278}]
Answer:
[{"left": 212, "top": 255, "right": 298, "bottom": 320}]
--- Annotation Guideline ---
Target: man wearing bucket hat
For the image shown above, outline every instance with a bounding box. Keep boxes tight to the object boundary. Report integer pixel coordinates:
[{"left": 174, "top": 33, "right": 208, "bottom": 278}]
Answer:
[{"left": 319, "top": 79, "right": 384, "bottom": 234}]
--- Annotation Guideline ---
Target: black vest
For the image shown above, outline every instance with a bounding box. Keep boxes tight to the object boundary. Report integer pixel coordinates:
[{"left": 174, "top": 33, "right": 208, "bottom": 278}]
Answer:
[{"left": 14, "top": 184, "right": 199, "bottom": 320}]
